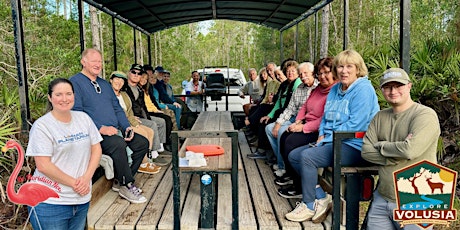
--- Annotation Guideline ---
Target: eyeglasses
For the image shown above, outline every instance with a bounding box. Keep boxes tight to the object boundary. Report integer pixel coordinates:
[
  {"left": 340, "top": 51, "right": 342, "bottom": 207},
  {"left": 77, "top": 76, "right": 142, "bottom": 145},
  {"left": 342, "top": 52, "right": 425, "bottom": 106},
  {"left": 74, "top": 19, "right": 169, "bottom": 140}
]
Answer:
[
  {"left": 91, "top": 81, "right": 101, "bottom": 94},
  {"left": 316, "top": 71, "right": 331, "bottom": 78},
  {"left": 130, "top": 70, "right": 142, "bottom": 76},
  {"left": 381, "top": 84, "right": 406, "bottom": 92}
]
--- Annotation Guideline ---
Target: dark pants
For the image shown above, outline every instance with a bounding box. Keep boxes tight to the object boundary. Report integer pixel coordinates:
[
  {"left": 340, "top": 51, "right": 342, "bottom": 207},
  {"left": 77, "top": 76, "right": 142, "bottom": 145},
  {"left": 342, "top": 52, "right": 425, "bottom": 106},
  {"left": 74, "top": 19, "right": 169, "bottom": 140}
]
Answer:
[
  {"left": 149, "top": 112, "right": 173, "bottom": 144},
  {"left": 100, "top": 133, "right": 148, "bottom": 185},
  {"left": 281, "top": 131, "right": 319, "bottom": 190}
]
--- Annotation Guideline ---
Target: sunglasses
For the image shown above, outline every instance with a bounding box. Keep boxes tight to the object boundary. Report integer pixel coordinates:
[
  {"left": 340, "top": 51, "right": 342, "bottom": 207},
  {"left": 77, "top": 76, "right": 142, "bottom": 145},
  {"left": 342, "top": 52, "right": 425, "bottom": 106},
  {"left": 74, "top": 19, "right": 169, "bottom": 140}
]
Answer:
[
  {"left": 130, "top": 70, "right": 143, "bottom": 76},
  {"left": 91, "top": 81, "right": 101, "bottom": 94}
]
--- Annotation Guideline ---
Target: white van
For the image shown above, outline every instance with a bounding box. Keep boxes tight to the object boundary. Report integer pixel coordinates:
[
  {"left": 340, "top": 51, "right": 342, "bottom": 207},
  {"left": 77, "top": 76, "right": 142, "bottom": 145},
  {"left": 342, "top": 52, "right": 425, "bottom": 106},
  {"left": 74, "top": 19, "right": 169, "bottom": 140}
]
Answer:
[{"left": 196, "top": 67, "right": 249, "bottom": 111}]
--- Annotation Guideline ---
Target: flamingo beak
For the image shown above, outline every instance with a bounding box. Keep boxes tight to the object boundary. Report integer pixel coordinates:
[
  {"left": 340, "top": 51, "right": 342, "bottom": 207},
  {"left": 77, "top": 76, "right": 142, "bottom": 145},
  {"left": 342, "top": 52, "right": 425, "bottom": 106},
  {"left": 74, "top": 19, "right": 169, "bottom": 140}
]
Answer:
[{"left": 1, "top": 145, "right": 7, "bottom": 152}]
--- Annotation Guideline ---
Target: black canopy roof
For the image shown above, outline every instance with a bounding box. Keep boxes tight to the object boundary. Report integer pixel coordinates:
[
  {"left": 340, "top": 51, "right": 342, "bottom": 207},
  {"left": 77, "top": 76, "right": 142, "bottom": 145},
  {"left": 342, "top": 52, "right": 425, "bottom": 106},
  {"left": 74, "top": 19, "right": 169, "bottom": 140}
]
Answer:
[{"left": 83, "top": 0, "right": 332, "bottom": 34}]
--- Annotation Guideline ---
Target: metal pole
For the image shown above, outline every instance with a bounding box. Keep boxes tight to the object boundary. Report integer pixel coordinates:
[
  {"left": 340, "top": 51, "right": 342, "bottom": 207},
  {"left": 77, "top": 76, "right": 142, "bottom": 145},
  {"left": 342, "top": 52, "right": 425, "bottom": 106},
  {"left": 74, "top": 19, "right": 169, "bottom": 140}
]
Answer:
[
  {"left": 400, "top": 0, "right": 411, "bottom": 73},
  {"left": 343, "top": 0, "right": 349, "bottom": 50},
  {"left": 10, "top": 0, "right": 30, "bottom": 132},
  {"left": 78, "top": 0, "right": 84, "bottom": 52},
  {"left": 112, "top": 16, "right": 117, "bottom": 71}
]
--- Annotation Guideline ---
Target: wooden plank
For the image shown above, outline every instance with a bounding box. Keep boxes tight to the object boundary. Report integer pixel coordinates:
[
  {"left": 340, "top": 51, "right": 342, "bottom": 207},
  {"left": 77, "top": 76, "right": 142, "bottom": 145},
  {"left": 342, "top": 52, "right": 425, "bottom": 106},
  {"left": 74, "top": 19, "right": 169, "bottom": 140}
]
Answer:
[
  {"left": 216, "top": 172, "right": 257, "bottom": 230},
  {"left": 154, "top": 173, "right": 192, "bottom": 230},
  {"left": 180, "top": 175, "right": 201, "bottom": 230},
  {"left": 256, "top": 157, "right": 304, "bottom": 230},
  {"left": 93, "top": 173, "right": 145, "bottom": 230},
  {"left": 115, "top": 165, "right": 169, "bottom": 229},
  {"left": 87, "top": 190, "right": 119, "bottom": 230},
  {"left": 90, "top": 176, "right": 112, "bottom": 206},
  {"left": 238, "top": 132, "right": 279, "bottom": 229}
]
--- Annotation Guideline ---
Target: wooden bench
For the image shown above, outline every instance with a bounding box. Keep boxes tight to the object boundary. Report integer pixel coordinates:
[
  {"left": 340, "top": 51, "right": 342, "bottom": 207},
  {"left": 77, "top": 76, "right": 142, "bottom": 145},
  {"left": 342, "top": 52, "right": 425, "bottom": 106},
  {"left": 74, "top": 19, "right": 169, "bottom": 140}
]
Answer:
[
  {"left": 318, "top": 131, "right": 379, "bottom": 230},
  {"left": 171, "top": 111, "right": 240, "bottom": 229}
]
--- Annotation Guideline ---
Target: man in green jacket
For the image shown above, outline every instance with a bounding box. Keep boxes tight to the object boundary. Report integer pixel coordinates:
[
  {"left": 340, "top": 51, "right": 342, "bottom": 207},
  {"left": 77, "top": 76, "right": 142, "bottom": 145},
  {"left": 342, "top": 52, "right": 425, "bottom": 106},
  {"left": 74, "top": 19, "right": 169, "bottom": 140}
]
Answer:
[{"left": 361, "top": 68, "right": 440, "bottom": 230}]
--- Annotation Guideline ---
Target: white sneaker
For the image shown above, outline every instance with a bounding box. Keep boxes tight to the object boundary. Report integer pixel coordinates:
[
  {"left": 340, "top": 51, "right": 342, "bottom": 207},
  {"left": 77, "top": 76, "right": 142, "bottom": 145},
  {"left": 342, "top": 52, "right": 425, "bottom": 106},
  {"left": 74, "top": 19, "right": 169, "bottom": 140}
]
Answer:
[
  {"left": 312, "top": 194, "right": 332, "bottom": 223},
  {"left": 272, "top": 164, "right": 279, "bottom": 171},
  {"left": 274, "top": 169, "right": 286, "bottom": 177},
  {"left": 150, "top": 150, "right": 159, "bottom": 159},
  {"left": 158, "top": 143, "right": 165, "bottom": 152},
  {"left": 119, "top": 183, "right": 147, "bottom": 204},
  {"left": 285, "top": 202, "right": 315, "bottom": 222}
]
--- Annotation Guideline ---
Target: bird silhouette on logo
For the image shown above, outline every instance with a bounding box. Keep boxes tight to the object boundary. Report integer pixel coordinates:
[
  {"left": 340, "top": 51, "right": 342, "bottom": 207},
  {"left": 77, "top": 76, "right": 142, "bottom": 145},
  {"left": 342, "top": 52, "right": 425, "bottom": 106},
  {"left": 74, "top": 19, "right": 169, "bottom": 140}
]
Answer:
[{"left": 2, "top": 139, "right": 59, "bottom": 207}]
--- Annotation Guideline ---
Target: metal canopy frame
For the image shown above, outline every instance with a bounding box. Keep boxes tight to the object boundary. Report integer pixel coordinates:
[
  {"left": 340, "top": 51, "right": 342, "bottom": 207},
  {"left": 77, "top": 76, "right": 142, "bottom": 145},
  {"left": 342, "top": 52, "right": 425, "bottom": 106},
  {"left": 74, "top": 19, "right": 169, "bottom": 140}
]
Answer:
[{"left": 10, "top": 0, "right": 411, "bottom": 139}]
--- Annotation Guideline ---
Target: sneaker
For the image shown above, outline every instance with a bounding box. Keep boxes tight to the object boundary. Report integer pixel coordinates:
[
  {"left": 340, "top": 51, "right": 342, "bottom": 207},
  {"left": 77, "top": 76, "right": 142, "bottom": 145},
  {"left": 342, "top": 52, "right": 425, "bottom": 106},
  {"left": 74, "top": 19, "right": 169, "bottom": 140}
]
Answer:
[
  {"left": 119, "top": 183, "right": 147, "bottom": 204},
  {"left": 278, "top": 186, "right": 302, "bottom": 199},
  {"left": 138, "top": 162, "right": 161, "bottom": 174},
  {"left": 275, "top": 175, "right": 293, "bottom": 186},
  {"left": 249, "top": 140, "right": 258, "bottom": 147},
  {"left": 285, "top": 202, "right": 314, "bottom": 222},
  {"left": 272, "top": 164, "right": 279, "bottom": 171},
  {"left": 153, "top": 156, "right": 171, "bottom": 166},
  {"left": 274, "top": 169, "right": 286, "bottom": 177},
  {"left": 113, "top": 179, "right": 143, "bottom": 193},
  {"left": 247, "top": 151, "right": 266, "bottom": 159},
  {"left": 312, "top": 194, "right": 332, "bottom": 224},
  {"left": 112, "top": 179, "right": 120, "bottom": 192}
]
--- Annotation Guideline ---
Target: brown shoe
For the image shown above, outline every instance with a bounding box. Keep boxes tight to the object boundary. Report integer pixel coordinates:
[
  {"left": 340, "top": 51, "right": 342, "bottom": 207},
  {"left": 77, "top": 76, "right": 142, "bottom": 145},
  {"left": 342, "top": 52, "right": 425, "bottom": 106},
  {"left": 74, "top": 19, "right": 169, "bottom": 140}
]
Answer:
[{"left": 138, "top": 162, "right": 161, "bottom": 174}]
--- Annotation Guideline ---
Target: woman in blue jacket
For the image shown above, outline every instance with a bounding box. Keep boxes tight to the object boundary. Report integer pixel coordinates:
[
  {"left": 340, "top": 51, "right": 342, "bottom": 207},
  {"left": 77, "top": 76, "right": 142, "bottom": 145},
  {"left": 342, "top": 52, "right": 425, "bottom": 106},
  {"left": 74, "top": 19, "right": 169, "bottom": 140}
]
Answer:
[{"left": 285, "top": 50, "right": 380, "bottom": 223}]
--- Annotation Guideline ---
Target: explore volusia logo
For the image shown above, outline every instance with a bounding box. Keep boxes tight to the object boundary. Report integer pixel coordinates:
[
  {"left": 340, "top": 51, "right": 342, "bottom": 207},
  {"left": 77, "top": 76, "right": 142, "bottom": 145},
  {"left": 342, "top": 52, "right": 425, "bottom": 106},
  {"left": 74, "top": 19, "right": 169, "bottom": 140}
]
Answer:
[{"left": 393, "top": 160, "right": 457, "bottom": 229}]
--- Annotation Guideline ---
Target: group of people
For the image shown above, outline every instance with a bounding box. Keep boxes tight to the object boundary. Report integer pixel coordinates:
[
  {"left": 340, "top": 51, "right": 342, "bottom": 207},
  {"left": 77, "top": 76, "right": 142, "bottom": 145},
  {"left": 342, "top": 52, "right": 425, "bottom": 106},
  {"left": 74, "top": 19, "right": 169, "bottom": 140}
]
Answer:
[
  {"left": 23, "top": 47, "right": 440, "bottom": 230},
  {"left": 23, "top": 48, "right": 205, "bottom": 229},
  {"left": 239, "top": 50, "right": 440, "bottom": 229}
]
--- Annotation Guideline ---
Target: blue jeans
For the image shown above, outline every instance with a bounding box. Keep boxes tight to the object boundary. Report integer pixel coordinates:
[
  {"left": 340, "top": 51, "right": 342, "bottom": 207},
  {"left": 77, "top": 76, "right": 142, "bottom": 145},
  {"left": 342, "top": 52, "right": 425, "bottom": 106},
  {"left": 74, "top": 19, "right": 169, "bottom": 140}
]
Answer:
[
  {"left": 288, "top": 143, "right": 368, "bottom": 204},
  {"left": 366, "top": 190, "right": 432, "bottom": 230},
  {"left": 265, "top": 117, "right": 294, "bottom": 170},
  {"left": 166, "top": 104, "right": 182, "bottom": 129},
  {"left": 28, "top": 202, "right": 89, "bottom": 230}
]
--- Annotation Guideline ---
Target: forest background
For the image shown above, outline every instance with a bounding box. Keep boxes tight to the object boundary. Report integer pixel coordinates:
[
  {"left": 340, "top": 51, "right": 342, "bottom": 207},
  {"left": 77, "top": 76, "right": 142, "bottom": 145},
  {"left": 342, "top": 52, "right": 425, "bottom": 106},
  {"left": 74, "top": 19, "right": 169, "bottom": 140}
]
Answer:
[{"left": 0, "top": 0, "right": 460, "bottom": 228}]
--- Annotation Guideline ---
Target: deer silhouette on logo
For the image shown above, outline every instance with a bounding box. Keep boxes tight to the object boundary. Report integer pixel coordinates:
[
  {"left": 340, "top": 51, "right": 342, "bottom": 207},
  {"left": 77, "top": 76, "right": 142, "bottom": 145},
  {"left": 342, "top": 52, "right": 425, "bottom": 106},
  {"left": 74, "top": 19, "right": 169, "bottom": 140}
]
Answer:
[{"left": 425, "top": 175, "right": 444, "bottom": 194}]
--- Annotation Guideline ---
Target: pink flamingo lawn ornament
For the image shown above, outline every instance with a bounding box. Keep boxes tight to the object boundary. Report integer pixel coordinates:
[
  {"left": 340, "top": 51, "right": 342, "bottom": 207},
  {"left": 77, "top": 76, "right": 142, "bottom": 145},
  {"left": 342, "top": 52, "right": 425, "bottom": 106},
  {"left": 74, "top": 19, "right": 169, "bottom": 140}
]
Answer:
[{"left": 2, "top": 139, "right": 59, "bottom": 206}]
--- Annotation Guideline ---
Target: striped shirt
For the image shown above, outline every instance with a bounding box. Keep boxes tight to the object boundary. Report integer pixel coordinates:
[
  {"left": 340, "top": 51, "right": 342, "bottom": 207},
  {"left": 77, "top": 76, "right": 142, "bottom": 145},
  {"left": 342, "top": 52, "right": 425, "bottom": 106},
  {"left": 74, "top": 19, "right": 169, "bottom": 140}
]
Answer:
[{"left": 276, "top": 79, "right": 319, "bottom": 124}]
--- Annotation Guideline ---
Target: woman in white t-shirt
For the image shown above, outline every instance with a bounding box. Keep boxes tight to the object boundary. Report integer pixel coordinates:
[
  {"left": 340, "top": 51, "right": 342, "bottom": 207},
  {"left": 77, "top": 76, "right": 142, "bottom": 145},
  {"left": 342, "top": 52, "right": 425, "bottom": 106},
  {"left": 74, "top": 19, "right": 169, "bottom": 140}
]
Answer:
[{"left": 26, "top": 78, "right": 102, "bottom": 230}]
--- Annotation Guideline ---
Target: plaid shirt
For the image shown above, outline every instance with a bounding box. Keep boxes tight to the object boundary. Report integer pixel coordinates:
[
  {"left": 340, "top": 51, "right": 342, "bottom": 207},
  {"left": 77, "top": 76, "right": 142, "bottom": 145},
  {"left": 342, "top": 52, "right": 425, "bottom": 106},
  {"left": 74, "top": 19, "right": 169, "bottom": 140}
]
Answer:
[{"left": 276, "top": 79, "right": 319, "bottom": 124}]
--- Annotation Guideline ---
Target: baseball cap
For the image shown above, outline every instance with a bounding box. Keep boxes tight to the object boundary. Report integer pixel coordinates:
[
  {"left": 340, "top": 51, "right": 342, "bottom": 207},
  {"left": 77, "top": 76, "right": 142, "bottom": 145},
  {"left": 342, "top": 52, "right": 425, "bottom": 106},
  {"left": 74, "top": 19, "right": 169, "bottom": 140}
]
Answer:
[
  {"left": 110, "top": 71, "right": 127, "bottom": 80},
  {"left": 130, "top": 64, "right": 143, "bottom": 72},
  {"left": 379, "top": 68, "right": 410, "bottom": 88},
  {"left": 155, "top": 65, "right": 165, "bottom": 73},
  {"left": 143, "top": 64, "right": 154, "bottom": 71}
]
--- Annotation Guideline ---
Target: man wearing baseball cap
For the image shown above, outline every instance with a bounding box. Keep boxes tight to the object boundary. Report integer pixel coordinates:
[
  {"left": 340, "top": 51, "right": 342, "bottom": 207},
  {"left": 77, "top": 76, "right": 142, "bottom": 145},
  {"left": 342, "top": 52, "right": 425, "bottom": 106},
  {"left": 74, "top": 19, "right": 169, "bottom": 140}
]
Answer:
[{"left": 361, "top": 68, "right": 440, "bottom": 229}]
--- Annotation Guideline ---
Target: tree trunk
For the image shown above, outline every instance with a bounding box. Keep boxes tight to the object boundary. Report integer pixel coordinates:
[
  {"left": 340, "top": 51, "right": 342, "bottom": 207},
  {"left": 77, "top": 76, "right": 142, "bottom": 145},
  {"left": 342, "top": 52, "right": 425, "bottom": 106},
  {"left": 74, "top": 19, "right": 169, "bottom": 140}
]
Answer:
[
  {"left": 138, "top": 31, "right": 143, "bottom": 64},
  {"left": 307, "top": 19, "right": 313, "bottom": 61},
  {"left": 356, "top": 0, "right": 362, "bottom": 42},
  {"left": 329, "top": 4, "right": 338, "bottom": 45},
  {"left": 89, "top": 6, "right": 100, "bottom": 50},
  {"left": 320, "top": 4, "right": 330, "bottom": 59}
]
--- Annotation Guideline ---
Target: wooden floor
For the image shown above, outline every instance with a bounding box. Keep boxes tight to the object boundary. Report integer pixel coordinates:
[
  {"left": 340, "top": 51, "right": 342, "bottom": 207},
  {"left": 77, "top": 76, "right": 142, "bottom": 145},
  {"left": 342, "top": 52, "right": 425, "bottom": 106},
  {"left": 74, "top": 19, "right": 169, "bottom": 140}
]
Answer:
[{"left": 87, "top": 131, "right": 324, "bottom": 230}]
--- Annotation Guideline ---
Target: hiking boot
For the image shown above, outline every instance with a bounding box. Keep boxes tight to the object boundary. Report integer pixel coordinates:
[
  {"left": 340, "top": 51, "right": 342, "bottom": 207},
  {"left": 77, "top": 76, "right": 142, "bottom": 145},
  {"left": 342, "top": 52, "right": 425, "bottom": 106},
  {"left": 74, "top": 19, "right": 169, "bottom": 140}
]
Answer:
[
  {"left": 275, "top": 175, "right": 293, "bottom": 186},
  {"left": 312, "top": 194, "right": 332, "bottom": 224},
  {"left": 153, "top": 156, "right": 171, "bottom": 166},
  {"left": 112, "top": 179, "right": 120, "bottom": 192},
  {"left": 274, "top": 169, "right": 286, "bottom": 177},
  {"left": 285, "top": 202, "right": 314, "bottom": 222},
  {"left": 138, "top": 162, "right": 161, "bottom": 174},
  {"left": 278, "top": 186, "right": 302, "bottom": 199},
  {"left": 247, "top": 151, "right": 266, "bottom": 159},
  {"left": 119, "top": 183, "right": 147, "bottom": 204}
]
